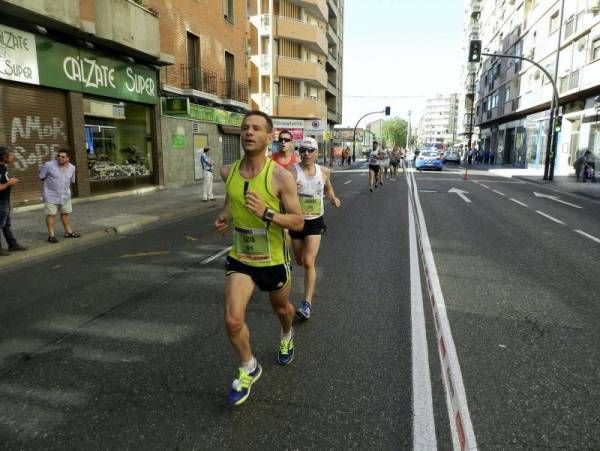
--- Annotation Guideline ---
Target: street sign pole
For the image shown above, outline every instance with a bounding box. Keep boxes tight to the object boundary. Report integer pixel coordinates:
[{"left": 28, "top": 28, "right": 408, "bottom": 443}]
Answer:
[{"left": 352, "top": 107, "right": 390, "bottom": 162}]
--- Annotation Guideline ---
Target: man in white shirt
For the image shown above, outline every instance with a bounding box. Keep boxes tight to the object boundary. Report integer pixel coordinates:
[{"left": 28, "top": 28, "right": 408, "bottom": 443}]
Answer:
[{"left": 201, "top": 147, "right": 215, "bottom": 201}]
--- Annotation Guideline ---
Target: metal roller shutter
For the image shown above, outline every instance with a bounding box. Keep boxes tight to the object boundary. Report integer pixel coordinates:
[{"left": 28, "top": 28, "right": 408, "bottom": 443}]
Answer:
[
  {"left": 0, "top": 81, "right": 70, "bottom": 205},
  {"left": 222, "top": 134, "right": 241, "bottom": 165}
]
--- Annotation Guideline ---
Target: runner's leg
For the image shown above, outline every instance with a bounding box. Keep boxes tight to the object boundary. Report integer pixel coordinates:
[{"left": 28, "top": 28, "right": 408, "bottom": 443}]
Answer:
[
  {"left": 299, "top": 235, "right": 321, "bottom": 304},
  {"left": 224, "top": 273, "right": 256, "bottom": 362},
  {"left": 269, "top": 283, "right": 295, "bottom": 335}
]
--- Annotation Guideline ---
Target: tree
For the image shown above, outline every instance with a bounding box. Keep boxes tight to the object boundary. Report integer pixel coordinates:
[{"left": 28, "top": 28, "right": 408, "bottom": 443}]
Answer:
[{"left": 382, "top": 117, "right": 408, "bottom": 148}]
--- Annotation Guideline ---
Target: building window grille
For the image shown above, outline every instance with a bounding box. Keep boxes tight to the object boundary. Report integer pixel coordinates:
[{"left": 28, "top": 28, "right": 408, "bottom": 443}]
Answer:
[{"left": 224, "top": 0, "right": 234, "bottom": 23}]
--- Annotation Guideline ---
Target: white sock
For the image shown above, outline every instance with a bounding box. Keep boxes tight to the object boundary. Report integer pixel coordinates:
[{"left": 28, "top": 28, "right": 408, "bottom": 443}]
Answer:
[
  {"left": 241, "top": 356, "right": 257, "bottom": 374},
  {"left": 281, "top": 328, "right": 292, "bottom": 341}
]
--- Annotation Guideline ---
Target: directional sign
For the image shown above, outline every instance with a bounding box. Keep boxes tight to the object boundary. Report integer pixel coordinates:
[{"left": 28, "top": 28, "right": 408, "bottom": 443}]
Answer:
[
  {"left": 533, "top": 192, "right": 582, "bottom": 209},
  {"left": 448, "top": 188, "right": 472, "bottom": 203}
]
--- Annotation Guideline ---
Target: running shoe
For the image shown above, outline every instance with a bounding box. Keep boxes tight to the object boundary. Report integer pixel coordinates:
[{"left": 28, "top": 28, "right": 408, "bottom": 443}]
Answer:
[
  {"left": 296, "top": 300, "right": 311, "bottom": 320},
  {"left": 277, "top": 333, "right": 294, "bottom": 365},
  {"left": 228, "top": 363, "right": 263, "bottom": 406}
]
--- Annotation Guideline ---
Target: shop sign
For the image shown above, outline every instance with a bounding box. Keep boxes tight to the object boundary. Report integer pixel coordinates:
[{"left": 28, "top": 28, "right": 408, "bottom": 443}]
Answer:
[
  {"left": 171, "top": 134, "right": 186, "bottom": 149},
  {"left": 304, "top": 119, "right": 325, "bottom": 136},
  {"left": 36, "top": 36, "right": 158, "bottom": 104},
  {"left": 334, "top": 129, "right": 363, "bottom": 141},
  {"left": 164, "top": 97, "right": 190, "bottom": 115},
  {"left": 273, "top": 118, "right": 304, "bottom": 129},
  {"left": 0, "top": 24, "right": 39, "bottom": 85},
  {"left": 178, "top": 102, "right": 244, "bottom": 126}
]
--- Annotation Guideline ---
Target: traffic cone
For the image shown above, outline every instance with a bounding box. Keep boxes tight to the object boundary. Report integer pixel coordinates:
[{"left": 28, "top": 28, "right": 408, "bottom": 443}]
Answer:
[{"left": 463, "top": 167, "right": 469, "bottom": 180}]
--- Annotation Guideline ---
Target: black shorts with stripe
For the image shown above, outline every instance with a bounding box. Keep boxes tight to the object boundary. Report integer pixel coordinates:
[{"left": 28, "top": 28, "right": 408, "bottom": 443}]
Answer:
[
  {"left": 225, "top": 256, "right": 290, "bottom": 292},
  {"left": 289, "top": 216, "right": 326, "bottom": 240}
]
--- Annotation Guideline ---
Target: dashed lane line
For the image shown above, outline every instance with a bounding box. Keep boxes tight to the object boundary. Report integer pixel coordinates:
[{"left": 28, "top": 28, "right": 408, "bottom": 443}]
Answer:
[
  {"left": 535, "top": 210, "right": 566, "bottom": 225},
  {"left": 573, "top": 229, "right": 600, "bottom": 244},
  {"left": 199, "top": 246, "right": 232, "bottom": 264},
  {"left": 510, "top": 198, "right": 528, "bottom": 207},
  {"left": 492, "top": 189, "right": 506, "bottom": 196},
  {"left": 344, "top": 180, "right": 352, "bottom": 185}
]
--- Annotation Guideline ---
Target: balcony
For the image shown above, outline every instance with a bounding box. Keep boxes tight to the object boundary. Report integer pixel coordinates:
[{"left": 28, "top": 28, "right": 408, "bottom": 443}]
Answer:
[
  {"left": 94, "top": 0, "right": 160, "bottom": 58},
  {"left": 471, "top": 0, "right": 482, "bottom": 16},
  {"left": 275, "top": 16, "right": 328, "bottom": 55},
  {"left": 219, "top": 79, "right": 249, "bottom": 103},
  {"left": 277, "top": 95, "right": 326, "bottom": 119},
  {"left": 161, "top": 64, "right": 218, "bottom": 96},
  {"left": 3, "top": 0, "right": 81, "bottom": 29},
  {"left": 327, "top": 108, "right": 341, "bottom": 124},
  {"left": 327, "top": 79, "right": 337, "bottom": 95},
  {"left": 293, "top": 0, "right": 327, "bottom": 21},
  {"left": 278, "top": 57, "right": 327, "bottom": 87},
  {"left": 250, "top": 54, "right": 271, "bottom": 75}
]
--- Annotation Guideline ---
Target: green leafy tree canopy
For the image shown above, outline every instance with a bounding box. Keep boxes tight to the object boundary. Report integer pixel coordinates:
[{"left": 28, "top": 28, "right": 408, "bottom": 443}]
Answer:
[{"left": 382, "top": 117, "right": 408, "bottom": 148}]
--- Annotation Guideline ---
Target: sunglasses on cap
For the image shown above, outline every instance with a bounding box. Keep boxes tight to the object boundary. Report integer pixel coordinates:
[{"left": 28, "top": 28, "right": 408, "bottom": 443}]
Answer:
[
  {"left": 278, "top": 137, "right": 292, "bottom": 143},
  {"left": 299, "top": 147, "right": 316, "bottom": 153}
]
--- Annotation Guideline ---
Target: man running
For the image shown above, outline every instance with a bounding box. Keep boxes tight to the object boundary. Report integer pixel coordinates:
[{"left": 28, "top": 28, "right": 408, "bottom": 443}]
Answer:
[
  {"left": 287, "top": 137, "right": 341, "bottom": 319},
  {"left": 215, "top": 111, "right": 304, "bottom": 406},
  {"left": 368, "top": 141, "right": 382, "bottom": 192},
  {"left": 271, "top": 129, "right": 300, "bottom": 170},
  {"left": 390, "top": 146, "right": 401, "bottom": 179}
]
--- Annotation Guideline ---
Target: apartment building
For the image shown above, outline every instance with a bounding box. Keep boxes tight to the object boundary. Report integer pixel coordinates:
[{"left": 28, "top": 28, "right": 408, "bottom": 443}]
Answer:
[
  {"left": 155, "top": 0, "right": 249, "bottom": 187},
  {"left": 473, "top": 0, "right": 600, "bottom": 174},
  {"left": 458, "top": 0, "right": 482, "bottom": 148},
  {"left": 0, "top": 0, "right": 171, "bottom": 204},
  {"left": 418, "top": 94, "right": 460, "bottom": 147},
  {"left": 248, "top": 0, "right": 344, "bottom": 145}
]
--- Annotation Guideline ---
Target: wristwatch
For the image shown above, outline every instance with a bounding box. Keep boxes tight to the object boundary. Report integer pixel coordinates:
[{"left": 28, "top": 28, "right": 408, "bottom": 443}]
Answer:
[{"left": 262, "top": 207, "right": 275, "bottom": 222}]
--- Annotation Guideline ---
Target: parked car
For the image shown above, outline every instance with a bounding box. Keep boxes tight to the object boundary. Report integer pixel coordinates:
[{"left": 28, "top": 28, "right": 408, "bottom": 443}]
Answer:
[
  {"left": 415, "top": 150, "right": 443, "bottom": 171},
  {"left": 443, "top": 150, "right": 461, "bottom": 164}
]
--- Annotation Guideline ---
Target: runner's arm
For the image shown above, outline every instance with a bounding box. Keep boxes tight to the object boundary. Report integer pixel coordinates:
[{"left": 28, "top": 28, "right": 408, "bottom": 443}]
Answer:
[
  {"left": 214, "top": 195, "right": 231, "bottom": 236},
  {"left": 322, "top": 167, "right": 341, "bottom": 207}
]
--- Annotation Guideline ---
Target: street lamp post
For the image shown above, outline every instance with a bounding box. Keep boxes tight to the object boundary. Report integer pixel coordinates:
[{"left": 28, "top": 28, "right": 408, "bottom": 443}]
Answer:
[{"left": 352, "top": 107, "right": 390, "bottom": 161}]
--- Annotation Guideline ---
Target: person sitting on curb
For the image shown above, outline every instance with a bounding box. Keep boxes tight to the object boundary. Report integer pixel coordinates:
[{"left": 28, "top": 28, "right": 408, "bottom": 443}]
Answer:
[
  {"left": 0, "top": 146, "right": 27, "bottom": 255},
  {"left": 39, "top": 149, "right": 80, "bottom": 243}
]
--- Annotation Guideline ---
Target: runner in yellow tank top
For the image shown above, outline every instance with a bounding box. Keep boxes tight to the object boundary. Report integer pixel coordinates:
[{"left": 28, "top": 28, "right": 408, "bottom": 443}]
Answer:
[{"left": 214, "top": 111, "right": 304, "bottom": 407}]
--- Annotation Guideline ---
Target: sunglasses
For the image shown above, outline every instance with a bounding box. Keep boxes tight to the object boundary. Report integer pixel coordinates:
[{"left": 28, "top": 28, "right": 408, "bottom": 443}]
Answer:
[
  {"left": 279, "top": 138, "right": 292, "bottom": 143},
  {"left": 299, "top": 148, "right": 316, "bottom": 154}
]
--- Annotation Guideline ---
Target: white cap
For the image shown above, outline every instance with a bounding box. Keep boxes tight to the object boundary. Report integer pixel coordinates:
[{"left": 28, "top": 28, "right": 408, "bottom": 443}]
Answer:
[{"left": 299, "top": 137, "right": 318, "bottom": 150}]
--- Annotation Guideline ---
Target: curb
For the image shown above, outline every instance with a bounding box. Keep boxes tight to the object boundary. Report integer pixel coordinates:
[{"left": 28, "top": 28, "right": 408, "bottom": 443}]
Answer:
[{"left": 0, "top": 203, "right": 221, "bottom": 270}]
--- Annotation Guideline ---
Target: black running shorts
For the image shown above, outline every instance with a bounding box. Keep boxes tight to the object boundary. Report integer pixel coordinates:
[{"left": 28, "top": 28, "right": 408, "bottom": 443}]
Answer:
[
  {"left": 225, "top": 256, "right": 290, "bottom": 292},
  {"left": 289, "top": 216, "right": 326, "bottom": 240},
  {"left": 369, "top": 164, "right": 380, "bottom": 173}
]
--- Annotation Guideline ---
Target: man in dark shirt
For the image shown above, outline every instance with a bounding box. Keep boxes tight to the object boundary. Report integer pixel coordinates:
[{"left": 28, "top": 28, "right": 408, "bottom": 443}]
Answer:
[{"left": 0, "top": 146, "right": 27, "bottom": 255}]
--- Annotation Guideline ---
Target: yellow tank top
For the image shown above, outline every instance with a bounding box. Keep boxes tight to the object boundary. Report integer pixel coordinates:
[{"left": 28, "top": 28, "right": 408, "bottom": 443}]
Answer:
[{"left": 226, "top": 158, "right": 287, "bottom": 267}]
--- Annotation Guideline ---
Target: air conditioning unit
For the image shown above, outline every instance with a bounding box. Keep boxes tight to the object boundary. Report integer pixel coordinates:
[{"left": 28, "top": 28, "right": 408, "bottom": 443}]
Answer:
[
  {"left": 589, "top": 1, "right": 600, "bottom": 12},
  {"left": 533, "top": 69, "right": 541, "bottom": 80}
]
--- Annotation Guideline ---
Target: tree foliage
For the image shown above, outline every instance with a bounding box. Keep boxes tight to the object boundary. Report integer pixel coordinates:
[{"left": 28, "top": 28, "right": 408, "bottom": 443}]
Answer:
[{"left": 382, "top": 117, "right": 408, "bottom": 148}]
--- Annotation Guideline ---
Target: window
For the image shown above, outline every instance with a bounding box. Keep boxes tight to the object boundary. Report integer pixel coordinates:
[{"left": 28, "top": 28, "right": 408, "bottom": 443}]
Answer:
[
  {"left": 549, "top": 12, "right": 559, "bottom": 35},
  {"left": 592, "top": 39, "right": 600, "bottom": 61},
  {"left": 186, "top": 32, "right": 201, "bottom": 90},
  {"left": 224, "top": 0, "right": 234, "bottom": 23}
]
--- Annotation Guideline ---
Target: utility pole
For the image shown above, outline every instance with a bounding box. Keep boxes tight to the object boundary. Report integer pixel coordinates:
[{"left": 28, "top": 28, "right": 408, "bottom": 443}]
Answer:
[
  {"left": 352, "top": 106, "right": 390, "bottom": 161},
  {"left": 547, "top": 0, "right": 565, "bottom": 180},
  {"left": 406, "top": 110, "right": 411, "bottom": 150}
]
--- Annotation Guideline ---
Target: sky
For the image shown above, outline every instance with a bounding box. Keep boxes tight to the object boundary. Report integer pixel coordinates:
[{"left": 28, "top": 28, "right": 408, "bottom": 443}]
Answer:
[{"left": 341, "top": 0, "right": 465, "bottom": 129}]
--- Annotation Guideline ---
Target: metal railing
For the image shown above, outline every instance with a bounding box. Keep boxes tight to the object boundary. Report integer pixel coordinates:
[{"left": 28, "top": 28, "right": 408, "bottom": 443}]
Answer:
[
  {"left": 219, "top": 79, "right": 249, "bottom": 102},
  {"left": 179, "top": 64, "right": 218, "bottom": 95}
]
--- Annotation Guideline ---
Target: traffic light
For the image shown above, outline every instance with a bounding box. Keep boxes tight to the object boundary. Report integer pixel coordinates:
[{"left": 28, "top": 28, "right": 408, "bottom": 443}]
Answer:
[
  {"left": 554, "top": 115, "right": 562, "bottom": 133},
  {"left": 468, "top": 40, "right": 482, "bottom": 63},
  {"left": 385, "top": 106, "right": 391, "bottom": 116}
]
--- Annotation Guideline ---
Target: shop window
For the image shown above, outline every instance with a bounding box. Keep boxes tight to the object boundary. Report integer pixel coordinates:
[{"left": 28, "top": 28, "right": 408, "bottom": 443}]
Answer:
[{"left": 84, "top": 101, "right": 153, "bottom": 184}]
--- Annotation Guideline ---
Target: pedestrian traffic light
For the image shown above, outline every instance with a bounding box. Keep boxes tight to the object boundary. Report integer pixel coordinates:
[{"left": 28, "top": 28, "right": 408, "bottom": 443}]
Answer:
[
  {"left": 554, "top": 115, "right": 562, "bottom": 132},
  {"left": 468, "top": 40, "right": 482, "bottom": 63},
  {"left": 385, "top": 106, "right": 391, "bottom": 116}
]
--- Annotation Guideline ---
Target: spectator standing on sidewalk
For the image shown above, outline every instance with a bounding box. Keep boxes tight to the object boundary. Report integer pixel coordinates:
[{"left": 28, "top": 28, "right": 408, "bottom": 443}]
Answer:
[
  {"left": 39, "top": 149, "right": 80, "bottom": 243},
  {"left": 0, "top": 146, "right": 27, "bottom": 255},
  {"left": 201, "top": 147, "right": 215, "bottom": 201}
]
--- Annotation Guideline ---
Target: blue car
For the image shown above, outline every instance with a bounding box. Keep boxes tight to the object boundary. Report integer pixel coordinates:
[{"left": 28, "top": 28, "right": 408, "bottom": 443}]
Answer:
[{"left": 415, "top": 150, "right": 443, "bottom": 171}]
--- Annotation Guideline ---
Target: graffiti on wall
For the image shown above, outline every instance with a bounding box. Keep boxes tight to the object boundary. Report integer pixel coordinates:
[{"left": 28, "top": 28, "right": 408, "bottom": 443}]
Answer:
[{"left": 9, "top": 115, "right": 67, "bottom": 171}]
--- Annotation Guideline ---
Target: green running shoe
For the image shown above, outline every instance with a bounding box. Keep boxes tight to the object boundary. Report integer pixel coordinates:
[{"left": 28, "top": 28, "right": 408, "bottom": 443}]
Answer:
[{"left": 228, "top": 363, "right": 262, "bottom": 406}]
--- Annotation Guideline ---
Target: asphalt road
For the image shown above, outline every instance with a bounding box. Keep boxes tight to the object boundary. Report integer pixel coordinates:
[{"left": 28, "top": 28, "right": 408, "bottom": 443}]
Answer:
[{"left": 1, "top": 162, "right": 598, "bottom": 449}]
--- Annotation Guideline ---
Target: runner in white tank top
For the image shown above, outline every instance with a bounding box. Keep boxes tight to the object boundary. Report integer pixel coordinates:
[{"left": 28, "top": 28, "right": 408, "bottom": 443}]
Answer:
[{"left": 287, "top": 137, "right": 341, "bottom": 319}]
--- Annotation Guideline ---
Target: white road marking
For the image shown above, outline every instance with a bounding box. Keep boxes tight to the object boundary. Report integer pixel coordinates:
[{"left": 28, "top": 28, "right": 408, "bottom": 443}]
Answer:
[
  {"left": 510, "top": 198, "right": 528, "bottom": 207},
  {"left": 344, "top": 180, "right": 352, "bottom": 185},
  {"left": 533, "top": 192, "right": 582, "bottom": 209},
  {"left": 535, "top": 210, "right": 565, "bottom": 225},
  {"left": 492, "top": 189, "right": 505, "bottom": 196},
  {"left": 448, "top": 188, "right": 472, "bottom": 203},
  {"left": 199, "top": 246, "right": 232, "bottom": 264},
  {"left": 407, "top": 168, "right": 478, "bottom": 451},
  {"left": 480, "top": 183, "right": 490, "bottom": 189},
  {"left": 408, "top": 194, "right": 437, "bottom": 450},
  {"left": 574, "top": 229, "right": 600, "bottom": 244}
]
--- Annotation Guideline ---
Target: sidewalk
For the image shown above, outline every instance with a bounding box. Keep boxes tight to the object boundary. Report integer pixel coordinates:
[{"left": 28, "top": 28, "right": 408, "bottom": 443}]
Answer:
[{"left": 1, "top": 182, "right": 225, "bottom": 269}]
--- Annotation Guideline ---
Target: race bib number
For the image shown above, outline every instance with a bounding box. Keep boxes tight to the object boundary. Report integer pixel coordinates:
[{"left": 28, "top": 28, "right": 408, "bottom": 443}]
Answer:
[
  {"left": 233, "top": 227, "right": 271, "bottom": 262},
  {"left": 299, "top": 194, "right": 322, "bottom": 218}
]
